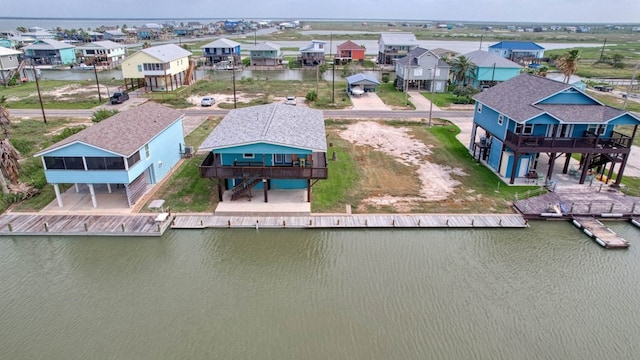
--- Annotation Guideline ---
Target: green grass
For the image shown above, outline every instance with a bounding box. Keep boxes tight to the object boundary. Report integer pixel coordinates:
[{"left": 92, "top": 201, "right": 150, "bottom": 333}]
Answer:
[
  {"left": 376, "top": 82, "right": 414, "bottom": 109},
  {"left": 425, "top": 93, "right": 459, "bottom": 107}
]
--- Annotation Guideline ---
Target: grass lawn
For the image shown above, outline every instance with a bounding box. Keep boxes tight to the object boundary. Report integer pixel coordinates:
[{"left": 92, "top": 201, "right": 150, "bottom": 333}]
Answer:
[
  {"left": 425, "top": 92, "right": 459, "bottom": 107},
  {"left": 376, "top": 83, "right": 414, "bottom": 109}
]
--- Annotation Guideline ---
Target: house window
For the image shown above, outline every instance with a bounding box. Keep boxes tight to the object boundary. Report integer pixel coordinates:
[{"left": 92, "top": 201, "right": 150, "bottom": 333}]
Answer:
[
  {"left": 515, "top": 124, "right": 534, "bottom": 134},
  {"left": 44, "top": 156, "right": 84, "bottom": 170},
  {"left": 243, "top": 153, "right": 255, "bottom": 159},
  {"left": 127, "top": 151, "right": 141, "bottom": 168},
  {"left": 144, "top": 144, "right": 150, "bottom": 159},
  {"left": 498, "top": 114, "right": 503, "bottom": 125},
  {"left": 137, "top": 64, "right": 142, "bottom": 72},
  {"left": 477, "top": 104, "right": 482, "bottom": 113},
  {"left": 587, "top": 124, "right": 606, "bottom": 135}
]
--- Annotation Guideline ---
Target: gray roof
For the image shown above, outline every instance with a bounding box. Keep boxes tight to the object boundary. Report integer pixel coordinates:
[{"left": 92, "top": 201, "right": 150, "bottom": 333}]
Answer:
[
  {"left": 79, "top": 40, "right": 123, "bottom": 50},
  {"left": 35, "top": 102, "right": 184, "bottom": 157},
  {"left": 463, "top": 50, "right": 523, "bottom": 68},
  {"left": 24, "top": 39, "right": 74, "bottom": 50},
  {"left": 200, "top": 104, "right": 326, "bottom": 152},
  {"left": 0, "top": 47, "right": 21, "bottom": 56},
  {"left": 473, "top": 73, "right": 632, "bottom": 124},
  {"left": 395, "top": 47, "right": 431, "bottom": 66},
  {"left": 104, "top": 30, "right": 126, "bottom": 36},
  {"left": 141, "top": 44, "right": 192, "bottom": 62},
  {"left": 201, "top": 38, "right": 241, "bottom": 49},
  {"left": 251, "top": 42, "right": 280, "bottom": 51},
  {"left": 346, "top": 73, "right": 381, "bottom": 86},
  {"left": 380, "top": 32, "right": 418, "bottom": 46}
]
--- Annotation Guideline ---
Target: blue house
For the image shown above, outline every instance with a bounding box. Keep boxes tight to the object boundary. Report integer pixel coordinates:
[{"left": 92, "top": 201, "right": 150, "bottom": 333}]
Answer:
[
  {"left": 200, "top": 38, "right": 241, "bottom": 66},
  {"left": 463, "top": 50, "right": 522, "bottom": 88},
  {"left": 199, "top": 104, "right": 328, "bottom": 203},
  {"left": 23, "top": 39, "right": 76, "bottom": 65},
  {"left": 34, "top": 102, "right": 186, "bottom": 208},
  {"left": 488, "top": 41, "right": 545, "bottom": 64},
  {"left": 470, "top": 74, "right": 640, "bottom": 185}
]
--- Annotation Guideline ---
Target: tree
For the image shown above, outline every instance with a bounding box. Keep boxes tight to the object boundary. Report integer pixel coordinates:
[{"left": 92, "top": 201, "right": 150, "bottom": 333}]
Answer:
[
  {"left": 556, "top": 49, "right": 580, "bottom": 83},
  {"left": 16, "top": 26, "right": 27, "bottom": 33},
  {"left": 0, "top": 106, "right": 34, "bottom": 197},
  {"left": 449, "top": 55, "right": 476, "bottom": 86},
  {"left": 142, "top": 42, "right": 151, "bottom": 49}
]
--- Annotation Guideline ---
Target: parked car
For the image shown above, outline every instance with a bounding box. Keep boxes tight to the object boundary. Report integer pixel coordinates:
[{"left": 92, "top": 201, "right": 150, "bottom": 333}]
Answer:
[
  {"left": 110, "top": 91, "right": 129, "bottom": 104},
  {"left": 201, "top": 97, "right": 215, "bottom": 107},
  {"left": 285, "top": 96, "right": 296, "bottom": 106}
]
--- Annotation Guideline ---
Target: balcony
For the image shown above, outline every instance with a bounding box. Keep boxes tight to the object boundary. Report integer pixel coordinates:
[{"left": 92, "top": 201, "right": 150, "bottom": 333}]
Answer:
[
  {"left": 504, "top": 130, "right": 632, "bottom": 153},
  {"left": 199, "top": 152, "right": 328, "bottom": 180}
]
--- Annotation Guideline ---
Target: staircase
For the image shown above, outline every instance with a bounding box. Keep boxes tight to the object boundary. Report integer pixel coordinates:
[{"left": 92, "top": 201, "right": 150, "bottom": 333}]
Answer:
[
  {"left": 588, "top": 154, "right": 613, "bottom": 170},
  {"left": 6, "top": 60, "right": 29, "bottom": 84},
  {"left": 183, "top": 60, "right": 196, "bottom": 85},
  {"left": 231, "top": 174, "right": 262, "bottom": 201}
]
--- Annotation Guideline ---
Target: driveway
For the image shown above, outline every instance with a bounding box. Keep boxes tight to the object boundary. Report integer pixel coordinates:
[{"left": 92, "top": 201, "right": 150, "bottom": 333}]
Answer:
[
  {"left": 350, "top": 92, "right": 389, "bottom": 111},
  {"left": 407, "top": 91, "right": 441, "bottom": 112}
]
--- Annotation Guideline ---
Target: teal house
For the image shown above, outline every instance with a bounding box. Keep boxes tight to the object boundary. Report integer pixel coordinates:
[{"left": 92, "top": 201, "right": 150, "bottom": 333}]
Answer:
[
  {"left": 463, "top": 50, "right": 522, "bottom": 88},
  {"left": 34, "top": 102, "right": 185, "bottom": 208},
  {"left": 488, "top": 41, "right": 544, "bottom": 63},
  {"left": 470, "top": 74, "right": 640, "bottom": 185},
  {"left": 199, "top": 104, "right": 328, "bottom": 203},
  {"left": 23, "top": 39, "right": 76, "bottom": 65}
]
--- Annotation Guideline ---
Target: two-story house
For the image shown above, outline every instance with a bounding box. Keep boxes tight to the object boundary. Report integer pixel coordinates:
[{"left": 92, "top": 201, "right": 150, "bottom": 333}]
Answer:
[
  {"left": 199, "top": 104, "right": 328, "bottom": 204},
  {"left": 377, "top": 32, "right": 418, "bottom": 65},
  {"left": 23, "top": 39, "right": 76, "bottom": 65},
  {"left": 463, "top": 50, "right": 522, "bottom": 88},
  {"left": 299, "top": 40, "right": 326, "bottom": 66},
  {"left": 0, "top": 47, "right": 21, "bottom": 85},
  {"left": 394, "top": 47, "right": 450, "bottom": 93},
  {"left": 121, "top": 44, "right": 194, "bottom": 92},
  {"left": 201, "top": 38, "right": 241, "bottom": 66},
  {"left": 34, "top": 102, "right": 186, "bottom": 209},
  {"left": 488, "top": 41, "right": 545, "bottom": 65},
  {"left": 103, "top": 30, "right": 127, "bottom": 43},
  {"left": 78, "top": 40, "right": 126, "bottom": 68},
  {"left": 249, "top": 42, "right": 283, "bottom": 68},
  {"left": 470, "top": 74, "right": 640, "bottom": 185},
  {"left": 335, "top": 40, "right": 366, "bottom": 64}
]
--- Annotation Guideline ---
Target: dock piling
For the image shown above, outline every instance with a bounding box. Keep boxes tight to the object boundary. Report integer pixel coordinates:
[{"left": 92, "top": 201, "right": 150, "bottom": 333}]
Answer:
[
  {"left": 44, "top": 222, "right": 49, "bottom": 232},
  {"left": 84, "top": 223, "right": 88, "bottom": 232},
  {"left": 121, "top": 223, "right": 125, "bottom": 232},
  {"left": 8, "top": 223, "right": 12, "bottom": 232}
]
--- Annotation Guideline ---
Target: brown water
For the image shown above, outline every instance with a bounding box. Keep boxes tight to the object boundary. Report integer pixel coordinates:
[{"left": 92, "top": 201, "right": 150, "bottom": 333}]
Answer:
[{"left": 1, "top": 221, "right": 639, "bottom": 359}]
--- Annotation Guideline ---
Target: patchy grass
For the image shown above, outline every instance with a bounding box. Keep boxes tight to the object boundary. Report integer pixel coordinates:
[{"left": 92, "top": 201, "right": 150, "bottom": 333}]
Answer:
[
  {"left": 376, "top": 83, "right": 415, "bottom": 109},
  {"left": 0, "top": 80, "right": 120, "bottom": 109}
]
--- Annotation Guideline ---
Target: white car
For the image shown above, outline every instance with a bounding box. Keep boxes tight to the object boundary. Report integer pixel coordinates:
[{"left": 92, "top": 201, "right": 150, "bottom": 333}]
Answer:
[
  {"left": 285, "top": 96, "right": 296, "bottom": 106},
  {"left": 201, "top": 97, "right": 215, "bottom": 107}
]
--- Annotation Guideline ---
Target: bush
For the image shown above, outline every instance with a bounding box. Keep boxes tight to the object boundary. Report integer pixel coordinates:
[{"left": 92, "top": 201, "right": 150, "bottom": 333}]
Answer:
[
  {"left": 381, "top": 74, "right": 390, "bottom": 83},
  {"left": 91, "top": 109, "right": 118, "bottom": 123},
  {"left": 306, "top": 91, "right": 318, "bottom": 102},
  {"left": 52, "top": 126, "right": 86, "bottom": 142},
  {"left": 241, "top": 57, "right": 250, "bottom": 67}
]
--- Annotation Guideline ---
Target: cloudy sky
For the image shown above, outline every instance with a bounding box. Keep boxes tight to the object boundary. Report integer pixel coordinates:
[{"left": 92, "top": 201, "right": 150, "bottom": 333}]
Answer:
[{"left": 3, "top": 0, "right": 639, "bottom": 23}]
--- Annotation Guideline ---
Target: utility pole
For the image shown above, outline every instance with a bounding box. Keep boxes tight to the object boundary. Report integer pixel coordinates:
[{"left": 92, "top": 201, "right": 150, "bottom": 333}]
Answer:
[
  {"left": 623, "top": 62, "right": 639, "bottom": 109},
  {"left": 479, "top": 34, "right": 483, "bottom": 50},
  {"left": 599, "top": 38, "right": 607, "bottom": 63},
  {"left": 330, "top": 32, "right": 335, "bottom": 104},
  {"left": 231, "top": 56, "right": 237, "bottom": 109},
  {"left": 428, "top": 67, "right": 437, "bottom": 128},
  {"left": 32, "top": 61, "right": 46, "bottom": 124},
  {"left": 93, "top": 57, "right": 102, "bottom": 102}
]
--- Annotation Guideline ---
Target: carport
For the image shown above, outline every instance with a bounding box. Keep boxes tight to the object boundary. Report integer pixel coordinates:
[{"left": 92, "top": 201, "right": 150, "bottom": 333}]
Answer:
[{"left": 346, "top": 73, "right": 381, "bottom": 95}]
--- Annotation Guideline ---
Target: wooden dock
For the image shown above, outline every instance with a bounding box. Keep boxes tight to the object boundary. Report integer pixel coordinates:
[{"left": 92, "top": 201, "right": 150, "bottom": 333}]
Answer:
[
  {"left": 571, "top": 216, "right": 629, "bottom": 249},
  {"left": 0, "top": 213, "right": 173, "bottom": 237},
  {"left": 171, "top": 213, "right": 529, "bottom": 229}
]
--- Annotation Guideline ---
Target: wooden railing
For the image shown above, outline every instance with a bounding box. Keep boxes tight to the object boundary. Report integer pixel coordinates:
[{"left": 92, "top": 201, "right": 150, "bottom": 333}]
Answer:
[
  {"left": 199, "top": 152, "right": 328, "bottom": 180},
  {"left": 504, "top": 130, "right": 632, "bottom": 152}
]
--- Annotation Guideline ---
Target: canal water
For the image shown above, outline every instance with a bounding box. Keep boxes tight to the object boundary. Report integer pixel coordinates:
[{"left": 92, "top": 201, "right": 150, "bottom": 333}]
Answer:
[{"left": 1, "top": 221, "right": 639, "bottom": 359}]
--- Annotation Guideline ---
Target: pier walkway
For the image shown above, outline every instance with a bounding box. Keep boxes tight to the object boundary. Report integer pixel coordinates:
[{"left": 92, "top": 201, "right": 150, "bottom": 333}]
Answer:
[{"left": 571, "top": 216, "right": 630, "bottom": 249}]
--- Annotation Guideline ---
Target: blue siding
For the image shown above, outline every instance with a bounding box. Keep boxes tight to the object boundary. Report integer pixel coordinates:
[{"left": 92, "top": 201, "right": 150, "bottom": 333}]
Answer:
[
  {"left": 272, "top": 179, "right": 307, "bottom": 189},
  {"left": 44, "top": 143, "right": 118, "bottom": 157},
  {"left": 44, "top": 169, "right": 130, "bottom": 184},
  {"left": 609, "top": 114, "right": 640, "bottom": 126},
  {"left": 473, "top": 67, "right": 521, "bottom": 85},
  {"left": 138, "top": 119, "right": 184, "bottom": 183},
  {"left": 488, "top": 138, "right": 503, "bottom": 171},
  {"left": 59, "top": 48, "right": 77, "bottom": 65},
  {"left": 538, "top": 91, "right": 598, "bottom": 105},
  {"left": 473, "top": 103, "right": 508, "bottom": 140}
]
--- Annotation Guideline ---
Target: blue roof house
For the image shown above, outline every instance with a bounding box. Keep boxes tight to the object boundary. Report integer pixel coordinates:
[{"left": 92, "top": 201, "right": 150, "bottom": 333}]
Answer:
[
  {"left": 23, "top": 39, "right": 76, "bottom": 65},
  {"left": 346, "top": 73, "right": 381, "bottom": 94},
  {"left": 199, "top": 104, "right": 328, "bottom": 203},
  {"left": 34, "top": 102, "right": 186, "bottom": 209},
  {"left": 201, "top": 38, "right": 241, "bottom": 66},
  {"left": 463, "top": 50, "right": 522, "bottom": 88},
  {"left": 488, "top": 41, "right": 545, "bottom": 63},
  {"left": 470, "top": 74, "right": 640, "bottom": 185}
]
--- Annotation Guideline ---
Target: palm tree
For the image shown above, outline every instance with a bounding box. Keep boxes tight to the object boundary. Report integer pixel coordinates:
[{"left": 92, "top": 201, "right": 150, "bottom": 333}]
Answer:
[
  {"left": 556, "top": 50, "right": 580, "bottom": 83},
  {"left": 0, "top": 106, "right": 20, "bottom": 194},
  {"left": 449, "top": 55, "right": 476, "bottom": 86}
]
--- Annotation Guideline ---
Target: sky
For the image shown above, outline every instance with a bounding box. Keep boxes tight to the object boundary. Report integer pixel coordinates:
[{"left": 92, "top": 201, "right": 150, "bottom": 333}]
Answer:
[{"left": 3, "top": 0, "right": 640, "bottom": 23}]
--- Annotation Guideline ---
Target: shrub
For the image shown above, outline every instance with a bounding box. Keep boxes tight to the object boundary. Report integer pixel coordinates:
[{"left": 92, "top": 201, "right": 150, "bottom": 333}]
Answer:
[
  {"left": 306, "top": 91, "right": 318, "bottom": 102},
  {"left": 381, "top": 74, "right": 390, "bottom": 83},
  {"left": 91, "top": 109, "right": 118, "bottom": 123},
  {"left": 52, "top": 126, "right": 86, "bottom": 142}
]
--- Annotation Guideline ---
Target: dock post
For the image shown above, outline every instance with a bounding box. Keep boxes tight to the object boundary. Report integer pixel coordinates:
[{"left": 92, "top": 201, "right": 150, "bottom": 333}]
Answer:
[
  {"left": 283, "top": 220, "right": 286, "bottom": 228},
  {"left": 418, "top": 219, "right": 421, "bottom": 226},
  {"left": 570, "top": 203, "right": 575, "bottom": 213},
  {"left": 44, "top": 222, "right": 49, "bottom": 232},
  {"left": 471, "top": 219, "right": 474, "bottom": 226},
  {"left": 256, "top": 220, "right": 259, "bottom": 230},
  {"left": 446, "top": 219, "right": 449, "bottom": 226},
  {"left": 8, "top": 223, "right": 12, "bottom": 232},
  {"left": 499, "top": 219, "right": 502, "bottom": 226},
  {"left": 336, "top": 219, "right": 340, "bottom": 225},
  {"left": 610, "top": 203, "right": 615, "bottom": 213},
  {"left": 365, "top": 219, "right": 368, "bottom": 226},
  {"left": 157, "top": 224, "right": 161, "bottom": 232},
  {"left": 309, "top": 219, "right": 313, "bottom": 226},
  {"left": 227, "top": 220, "right": 231, "bottom": 228},
  {"left": 632, "top": 203, "right": 636, "bottom": 213},
  {"left": 588, "top": 203, "right": 592, "bottom": 213},
  {"left": 84, "top": 223, "right": 88, "bottom": 232},
  {"left": 121, "top": 223, "right": 125, "bottom": 232},
  {"left": 392, "top": 219, "right": 395, "bottom": 227}
]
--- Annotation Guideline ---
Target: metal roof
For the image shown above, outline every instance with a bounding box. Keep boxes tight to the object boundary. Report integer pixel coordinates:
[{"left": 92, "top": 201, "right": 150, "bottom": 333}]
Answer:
[
  {"left": 200, "top": 104, "right": 326, "bottom": 152},
  {"left": 379, "top": 32, "right": 418, "bottom": 46},
  {"left": 24, "top": 39, "right": 75, "bottom": 50},
  {"left": 250, "top": 42, "right": 280, "bottom": 51},
  {"left": 488, "top": 41, "right": 545, "bottom": 51},
  {"left": 346, "top": 73, "right": 381, "bottom": 86},
  {"left": 200, "top": 38, "right": 241, "bottom": 49},
  {"left": 140, "top": 44, "right": 192, "bottom": 62},
  {"left": 463, "top": 50, "right": 523, "bottom": 68},
  {"left": 79, "top": 40, "right": 123, "bottom": 50}
]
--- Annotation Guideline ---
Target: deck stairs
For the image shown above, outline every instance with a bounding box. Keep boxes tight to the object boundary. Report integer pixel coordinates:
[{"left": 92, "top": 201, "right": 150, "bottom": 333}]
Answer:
[
  {"left": 231, "top": 174, "right": 262, "bottom": 200},
  {"left": 6, "top": 60, "right": 29, "bottom": 83},
  {"left": 184, "top": 60, "right": 196, "bottom": 85}
]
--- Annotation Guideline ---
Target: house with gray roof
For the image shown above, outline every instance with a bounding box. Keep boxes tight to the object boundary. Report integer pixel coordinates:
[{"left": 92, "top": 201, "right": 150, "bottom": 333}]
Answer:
[
  {"left": 78, "top": 40, "right": 126, "bottom": 68},
  {"left": 23, "top": 39, "right": 76, "bottom": 65},
  {"left": 463, "top": 50, "right": 522, "bottom": 88},
  {"left": 201, "top": 38, "right": 241, "bottom": 66},
  {"left": 103, "top": 30, "right": 127, "bottom": 43},
  {"left": 0, "top": 47, "right": 21, "bottom": 85},
  {"left": 249, "top": 42, "right": 283, "bottom": 67},
  {"left": 346, "top": 73, "right": 380, "bottom": 94},
  {"left": 470, "top": 73, "right": 640, "bottom": 185},
  {"left": 299, "top": 40, "right": 326, "bottom": 66},
  {"left": 377, "top": 32, "right": 418, "bottom": 65},
  {"left": 488, "top": 41, "right": 545, "bottom": 65},
  {"left": 121, "top": 44, "right": 194, "bottom": 92},
  {"left": 199, "top": 104, "right": 328, "bottom": 203},
  {"left": 395, "top": 47, "right": 450, "bottom": 93},
  {"left": 34, "top": 102, "right": 186, "bottom": 209}
]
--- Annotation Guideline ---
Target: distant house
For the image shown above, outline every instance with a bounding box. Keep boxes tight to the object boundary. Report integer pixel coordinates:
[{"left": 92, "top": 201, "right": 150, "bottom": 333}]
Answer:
[
  {"left": 23, "top": 39, "right": 76, "bottom": 65},
  {"left": 488, "top": 41, "right": 545, "bottom": 64},
  {"left": 346, "top": 73, "right": 380, "bottom": 95},
  {"left": 0, "top": 47, "right": 21, "bottom": 85},
  {"left": 377, "top": 32, "right": 419, "bottom": 65},
  {"left": 103, "top": 30, "right": 127, "bottom": 43},
  {"left": 173, "top": 27, "right": 194, "bottom": 37},
  {"left": 21, "top": 30, "right": 56, "bottom": 40},
  {"left": 430, "top": 48, "right": 459, "bottom": 59},
  {"left": 34, "top": 102, "right": 186, "bottom": 209},
  {"left": 249, "top": 42, "right": 283, "bottom": 67},
  {"left": 462, "top": 50, "right": 522, "bottom": 88},
  {"left": 299, "top": 40, "right": 326, "bottom": 66},
  {"left": 0, "top": 38, "right": 15, "bottom": 49},
  {"left": 78, "top": 40, "right": 126, "bottom": 68},
  {"left": 394, "top": 47, "right": 450, "bottom": 93},
  {"left": 137, "top": 24, "right": 163, "bottom": 40},
  {"left": 199, "top": 104, "right": 328, "bottom": 203},
  {"left": 470, "top": 74, "right": 640, "bottom": 185},
  {"left": 121, "top": 44, "right": 194, "bottom": 92},
  {"left": 201, "top": 38, "right": 241, "bottom": 65},
  {"left": 224, "top": 20, "right": 245, "bottom": 33},
  {"left": 336, "top": 40, "right": 366, "bottom": 64}
]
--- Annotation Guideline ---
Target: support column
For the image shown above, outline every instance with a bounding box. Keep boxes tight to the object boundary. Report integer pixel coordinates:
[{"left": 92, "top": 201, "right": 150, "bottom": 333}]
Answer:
[
  {"left": 263, "top": 179, "right": 268, "bottom": 203},
  {"left": 88, "top": 184, "right": 98, "bottom": 208},
  {"left": 107, "top": 183, "right": 112, "bottom": 193},
  {"left": 217, "top": 179, "right": 223, "bottom": 202},
  {"left": 579, "top": 153, "right": 592, "bottom": 184},
  {"left": 562, "top": 153, "right": 572, "bottom": 174},
  {"left": 615, "top": 153, "right": 630, "bottom": 185},
  {"left": 53, "top": 184, "right": 63, "bottom": 207},
  {"left": 606, "top": 160, "right": 615, "bottom": 184},
  {"left": 74, "top": 183, "right": 80, "bottom": 192},
  {"left": 469, "top": 124, "right": 477, "bottom": 152},
  {"left": 307, "top": 180, "right": 311, "bottom": 202},
  {"left": 547, "top": 153, "right": 557, "bottom": 181},
  {"left": 509, "top": 152, "right": 519, "bottom": 184}
]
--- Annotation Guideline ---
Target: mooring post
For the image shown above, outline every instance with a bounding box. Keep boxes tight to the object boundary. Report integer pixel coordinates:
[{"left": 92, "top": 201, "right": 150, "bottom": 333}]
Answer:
[
  {"left": 632, "top": 203, "right": 636, "bottom": 213},
  {"left": 8, "top": 223, "right": 13, "bottom": 232},
  {"left": 365, "top": 219, "right": 368, "bottom": 226},
  {"left": 336, "top": 219, "right": 340, "bottom": 225},
  {"left": 157, "top": 224, "right": 161, "bottom": 232},
  {"left": 418, "top": 219, "right": 421, "bottom": 226},
  {"left": 588, "top": 203, "right": 592, "bottom": 212},
  {"left": 121, "top": 223, "right": 125, "bottom": 232},
  {"left": 499, "top": 219, "right": 502, "bottom": 226},
  {"left": 309, "top": 219, "right": 313, "bottom": 226},
  {"left": 446, "top": 219, "right": 449, "bottom": 226},
  {"left": 84, "top": 223, "right": 88, "bottom": 232},
  {"left": 227, "top": 220, "right": 231, "bottom": 228},
  {"left": 610, "top": 203, "right": 615, "bottom": 213},
  {"left": 392, "top": 219, "right": 395, "bottom": 227},
  {"left": 471, "top": 219, "right": 474, "bottom": 226},
  {"left": 570, "top": 203, "right": 575, "bottom": 213},
  {"left": 44, "top": 222, "right": 49, "bottom": 232},
  {"left": 283, "top": 220, "right": 286, "bottom": 228}
]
